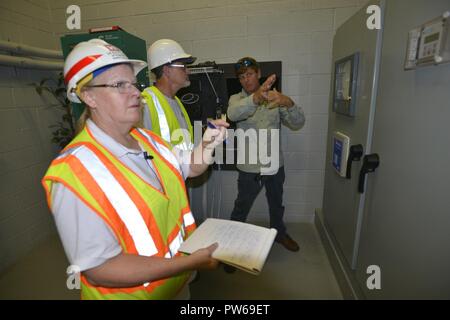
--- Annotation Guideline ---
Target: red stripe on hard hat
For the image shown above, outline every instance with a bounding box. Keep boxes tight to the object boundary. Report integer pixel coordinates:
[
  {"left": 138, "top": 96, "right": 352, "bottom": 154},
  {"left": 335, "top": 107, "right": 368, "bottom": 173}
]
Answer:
[{"left": 64, "top": 54, "right": 102, "bottom": 84}]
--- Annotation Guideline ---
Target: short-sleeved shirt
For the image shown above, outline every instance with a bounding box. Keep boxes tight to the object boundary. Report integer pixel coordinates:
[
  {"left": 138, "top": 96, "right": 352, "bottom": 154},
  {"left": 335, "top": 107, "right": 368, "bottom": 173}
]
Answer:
[{"left": 51, "top": 119, "right": 191, "bottom": 272}]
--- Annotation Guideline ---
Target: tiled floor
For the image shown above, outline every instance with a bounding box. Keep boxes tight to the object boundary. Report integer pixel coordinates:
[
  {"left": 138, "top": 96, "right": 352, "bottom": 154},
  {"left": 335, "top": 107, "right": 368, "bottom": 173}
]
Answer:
[{"left": 0, "top": 223, "right": 342, "bottom": 300}]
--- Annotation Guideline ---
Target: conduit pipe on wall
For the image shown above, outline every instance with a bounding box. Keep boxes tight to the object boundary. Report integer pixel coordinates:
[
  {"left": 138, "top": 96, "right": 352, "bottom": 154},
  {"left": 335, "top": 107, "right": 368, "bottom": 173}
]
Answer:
[
  {"left": 0, "top": 40, "right": 63, "bottom": 70},
  {"left": 0, "top": 54, "right": 63, "bottom": 70},
  {"left": 0, "top": 40, "right": 63, "bottom": 59}
]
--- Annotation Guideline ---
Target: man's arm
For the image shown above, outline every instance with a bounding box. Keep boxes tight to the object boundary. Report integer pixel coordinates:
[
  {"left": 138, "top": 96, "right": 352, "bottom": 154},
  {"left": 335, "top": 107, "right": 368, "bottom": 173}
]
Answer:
[
  {"left": 227, "top": 75, "right": 277, "bottom": 122},
  {"left": 227, "top": 93, "right": 258, "bottom": 122},
  {"left": 267, "top": 88, "right": 305, "bottom": 130},
  {"left": 279, "top": 104, "right": 306, "bottom": 130}
]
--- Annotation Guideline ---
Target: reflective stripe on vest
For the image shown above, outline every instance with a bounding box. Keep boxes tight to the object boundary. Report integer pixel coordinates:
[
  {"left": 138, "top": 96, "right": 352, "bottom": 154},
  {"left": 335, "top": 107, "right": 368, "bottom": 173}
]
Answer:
[
  {"left": 74, "top": 147, "right": 159, "bottom": 258},
  {"left": 145, "top": 89, "right": 171, "bottom": 143},
  {"left": 143, "top": 89, "right": 194, "bottom": 152},
  {"left": 56, "top": 145, "right": 82, "bottom": 160},
  {"left": 167, "top": 230, "right": 184, "bottom": 258},
  {"left": 137, "top": 129, "right": 183, "bottom": 174},
  {"left": 183, "top": 211, "right": 195, "bottom": 228}
]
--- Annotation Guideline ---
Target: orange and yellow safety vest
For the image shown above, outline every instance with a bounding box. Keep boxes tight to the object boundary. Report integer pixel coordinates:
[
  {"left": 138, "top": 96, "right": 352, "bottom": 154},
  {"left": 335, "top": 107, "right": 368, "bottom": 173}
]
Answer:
[
  {"left": 142, "top": 86, "right": 194, "bottom": 151},
  {"left": 42, "top": 125, "right": 196, "bottom": 299}
]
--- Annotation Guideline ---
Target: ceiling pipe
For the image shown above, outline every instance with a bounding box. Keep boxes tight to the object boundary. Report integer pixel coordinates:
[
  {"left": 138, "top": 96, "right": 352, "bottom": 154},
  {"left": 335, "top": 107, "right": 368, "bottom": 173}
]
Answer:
[
  {"left": 0, "top": 40, "right": 63, "bottom": 59},
  {"left": 0, "top": 54, "right": 63, "bottom": 70}
]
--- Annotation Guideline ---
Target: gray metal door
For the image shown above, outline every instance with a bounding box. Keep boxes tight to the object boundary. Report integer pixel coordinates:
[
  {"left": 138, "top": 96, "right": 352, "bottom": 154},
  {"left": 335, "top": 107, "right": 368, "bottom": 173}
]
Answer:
[
  {"left": 355, "top": 0, "right": 450, "bottom": 299},
  {"left": 322, "top": 0, "right": 384, "bottom": 269}
]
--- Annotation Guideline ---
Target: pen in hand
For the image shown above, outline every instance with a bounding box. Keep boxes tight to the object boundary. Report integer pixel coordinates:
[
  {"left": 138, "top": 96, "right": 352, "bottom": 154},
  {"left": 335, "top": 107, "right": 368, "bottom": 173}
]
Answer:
[{"left": 207, "top": 120, "right": 228, "bottom": 144}]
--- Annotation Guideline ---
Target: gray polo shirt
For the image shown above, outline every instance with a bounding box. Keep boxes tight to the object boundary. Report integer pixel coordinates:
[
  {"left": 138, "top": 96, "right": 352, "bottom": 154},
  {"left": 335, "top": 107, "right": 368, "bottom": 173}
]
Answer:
[
  {"left": 227, "top": 89, "right": 305, "bottom": 175},
  {"left": 51, "top": 119, "right": 191, "bottom": 272}
]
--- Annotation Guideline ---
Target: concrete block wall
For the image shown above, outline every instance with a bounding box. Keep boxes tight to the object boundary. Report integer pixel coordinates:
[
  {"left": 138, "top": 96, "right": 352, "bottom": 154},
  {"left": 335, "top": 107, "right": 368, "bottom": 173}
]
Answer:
[
  {"left": 48, "top": 0, "right": 368, "bottom": 223},
  {"left": 0, "top": 0, "right": 62, "bottom": 272}
]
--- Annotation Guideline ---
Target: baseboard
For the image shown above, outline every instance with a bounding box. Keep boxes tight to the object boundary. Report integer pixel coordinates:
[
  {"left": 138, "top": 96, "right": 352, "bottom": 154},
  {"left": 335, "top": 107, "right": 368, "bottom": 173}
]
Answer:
[{"left": 314, "top": 208, "right": 364, "bottom": 300}]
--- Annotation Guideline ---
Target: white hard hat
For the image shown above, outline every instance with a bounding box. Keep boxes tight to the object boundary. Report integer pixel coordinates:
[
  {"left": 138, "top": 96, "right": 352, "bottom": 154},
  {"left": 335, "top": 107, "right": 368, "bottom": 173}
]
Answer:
[
  {"left": 64, "top": 39, "right": 147, "bottom": 103},
  {"left": 147, "top": 39, "right": 196, "bottom": 70}
]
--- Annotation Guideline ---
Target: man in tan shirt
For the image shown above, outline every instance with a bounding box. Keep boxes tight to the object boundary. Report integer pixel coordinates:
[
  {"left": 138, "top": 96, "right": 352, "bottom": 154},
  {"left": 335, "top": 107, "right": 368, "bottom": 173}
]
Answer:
[{"left": 227, "top": 57, "right": 305, "bottom": 257}]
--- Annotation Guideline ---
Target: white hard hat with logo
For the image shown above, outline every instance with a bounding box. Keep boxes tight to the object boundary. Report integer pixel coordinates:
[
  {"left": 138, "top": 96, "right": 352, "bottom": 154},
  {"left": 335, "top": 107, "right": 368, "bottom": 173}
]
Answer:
[
  {"left": 64, "top": 38, "right": 147, "bottom": 103},
  {"left": 147, "top": 39, "right": 196, "bottom": 70}
]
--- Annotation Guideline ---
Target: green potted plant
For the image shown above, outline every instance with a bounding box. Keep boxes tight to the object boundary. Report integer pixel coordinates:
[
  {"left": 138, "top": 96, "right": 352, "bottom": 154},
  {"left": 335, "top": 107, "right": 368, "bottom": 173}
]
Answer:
[{"left": 33, "top": 72, "right": 75, "bottom": 149}]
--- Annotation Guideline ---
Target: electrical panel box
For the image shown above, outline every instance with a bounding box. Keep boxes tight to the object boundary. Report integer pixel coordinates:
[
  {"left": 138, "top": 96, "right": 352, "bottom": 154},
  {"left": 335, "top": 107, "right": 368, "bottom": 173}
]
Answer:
[
  {"left": 333, "top": 52, "right": 360, "bottom": 117},
  {"left": 405, "top": 11, "right": 450, "bottom": 70},
  {"left": 332, "top": 131, "right": 350, "bottom": 178},
  {"left": 60, "top": 26, "right": 149, "bottom": 120}
]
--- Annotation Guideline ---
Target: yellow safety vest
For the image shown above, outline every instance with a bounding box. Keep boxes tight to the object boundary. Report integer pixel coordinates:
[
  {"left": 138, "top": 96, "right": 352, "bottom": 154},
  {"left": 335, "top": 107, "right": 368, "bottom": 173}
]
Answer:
[
  {"left": 141, "top": 86, "right": 194, "bottom": 151},
  {"left": 42, "top": 126, "right": 196, "bottom": 300}
]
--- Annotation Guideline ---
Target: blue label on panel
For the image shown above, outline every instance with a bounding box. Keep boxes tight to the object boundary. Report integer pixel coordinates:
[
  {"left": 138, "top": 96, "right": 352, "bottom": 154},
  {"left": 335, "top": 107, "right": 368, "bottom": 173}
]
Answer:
[{"left": 333, "top": 138, "right": 343, "bottom": 172}]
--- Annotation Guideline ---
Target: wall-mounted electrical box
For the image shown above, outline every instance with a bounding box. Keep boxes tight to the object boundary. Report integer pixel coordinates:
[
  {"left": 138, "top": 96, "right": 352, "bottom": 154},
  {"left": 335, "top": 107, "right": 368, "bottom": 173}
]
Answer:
[
  {"left": 405, "top": 11, "right": 450, "bottom": 70},
  {"left": 332, "top": 131, "right": 350, "bottom": 178}
]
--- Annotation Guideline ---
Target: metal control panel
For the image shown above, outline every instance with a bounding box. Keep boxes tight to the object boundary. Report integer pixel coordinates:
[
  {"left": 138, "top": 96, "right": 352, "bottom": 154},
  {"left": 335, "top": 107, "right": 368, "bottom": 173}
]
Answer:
[
  {"left": 333, "top": 52, "right": 360, "bottom": 117},
  {"left": 405, "top": 11, "right": 450, "bottom": 69}
]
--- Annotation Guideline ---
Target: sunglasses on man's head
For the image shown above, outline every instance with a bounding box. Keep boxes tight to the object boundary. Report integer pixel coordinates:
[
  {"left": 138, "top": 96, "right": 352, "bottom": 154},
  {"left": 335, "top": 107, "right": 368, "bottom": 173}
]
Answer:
[{"left": 234, "top": 59, "right": 257, "bottom": 71}]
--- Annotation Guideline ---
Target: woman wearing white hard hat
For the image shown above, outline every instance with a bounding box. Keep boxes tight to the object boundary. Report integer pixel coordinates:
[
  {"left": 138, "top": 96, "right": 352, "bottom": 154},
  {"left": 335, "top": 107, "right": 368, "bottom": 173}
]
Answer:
[{"left": 42, "top": 39, "right": 228, "bottom": 300}]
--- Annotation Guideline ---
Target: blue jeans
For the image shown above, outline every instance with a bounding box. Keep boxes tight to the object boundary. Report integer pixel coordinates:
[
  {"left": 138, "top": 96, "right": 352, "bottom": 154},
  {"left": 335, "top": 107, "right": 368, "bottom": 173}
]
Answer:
[{"left": 230, "top": 167, "right": 287, "bottom": 239}]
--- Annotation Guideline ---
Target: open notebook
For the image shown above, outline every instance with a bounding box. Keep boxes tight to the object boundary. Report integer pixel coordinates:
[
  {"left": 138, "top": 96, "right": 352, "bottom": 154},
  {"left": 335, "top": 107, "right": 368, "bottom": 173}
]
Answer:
[{"left": 179, "top": 218, "right": 277, "bottom": 275}]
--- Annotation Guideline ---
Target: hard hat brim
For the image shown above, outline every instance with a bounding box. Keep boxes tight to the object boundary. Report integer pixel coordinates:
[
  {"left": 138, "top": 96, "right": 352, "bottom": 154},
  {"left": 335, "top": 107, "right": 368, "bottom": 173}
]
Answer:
[
  {"left": 174, "top": 55, "right": 197, "bottom": 65},
  {"left": 150, "top": 55, "right": 197, "bottom": 70},
  {"left": 127, "top": 59, "right": 148, "bottom": 75}
]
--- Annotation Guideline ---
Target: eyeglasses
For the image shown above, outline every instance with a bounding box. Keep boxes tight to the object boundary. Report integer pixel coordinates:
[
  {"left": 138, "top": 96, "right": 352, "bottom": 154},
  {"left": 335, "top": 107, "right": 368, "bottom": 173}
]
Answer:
[
  {"left": 86, "top": 81, "right": 146, "bottom": 94},
  {"left": 234, "top": 59, "right": 257, "bottom": 71},
  {"left": 169, "top": 63, "right": 187, "bottom": 69}
]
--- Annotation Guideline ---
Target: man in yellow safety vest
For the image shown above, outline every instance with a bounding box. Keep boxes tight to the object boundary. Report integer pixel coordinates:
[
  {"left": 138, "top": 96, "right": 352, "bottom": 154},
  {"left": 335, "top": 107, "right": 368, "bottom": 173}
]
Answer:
[{"left": 142, "top": 39, "right": 196, "bottom": 151}]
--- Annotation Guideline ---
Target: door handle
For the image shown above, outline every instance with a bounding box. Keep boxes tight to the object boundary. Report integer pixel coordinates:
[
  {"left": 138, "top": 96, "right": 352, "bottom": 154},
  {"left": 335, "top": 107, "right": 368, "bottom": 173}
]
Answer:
[
  {"left": 346, "top": 144, "right": 364, "bottom": 179},
  {"left": 358, "top": 154, "right": 380, "bottom": 193}
]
